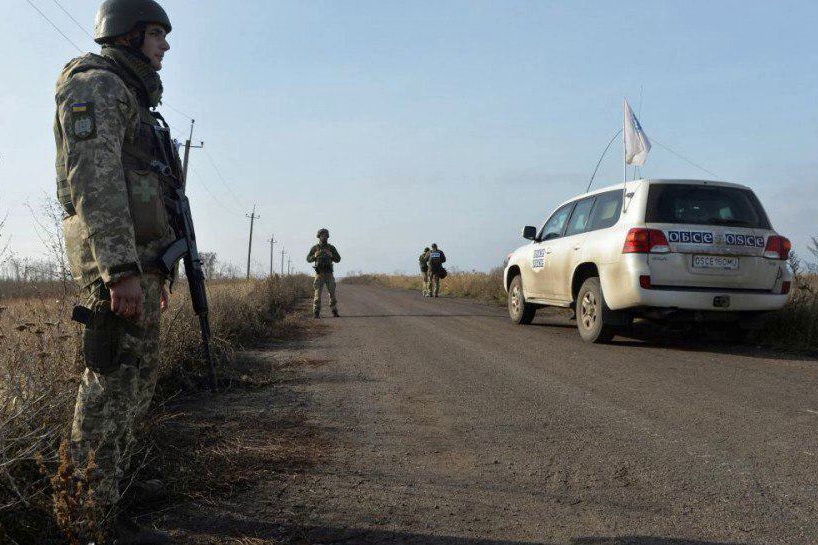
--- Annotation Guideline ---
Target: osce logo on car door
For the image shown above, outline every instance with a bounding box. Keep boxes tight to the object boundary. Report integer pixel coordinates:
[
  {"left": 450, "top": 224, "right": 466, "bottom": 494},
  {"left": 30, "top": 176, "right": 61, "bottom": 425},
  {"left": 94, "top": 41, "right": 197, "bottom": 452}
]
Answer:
[{"left": 532, "top": 248, "right": 546, "bottom": 268}]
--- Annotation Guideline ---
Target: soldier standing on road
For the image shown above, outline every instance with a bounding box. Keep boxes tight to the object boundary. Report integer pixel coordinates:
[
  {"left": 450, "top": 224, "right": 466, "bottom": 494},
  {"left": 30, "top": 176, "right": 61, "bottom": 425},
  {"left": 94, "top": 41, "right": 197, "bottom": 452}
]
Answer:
[
  {"left": 54, "top": 0, "right": 177, "bottom": 542},
  {"left": 426, "top": 243, "right": 446, "bottom": 298},
  {"left": 419, "top": 246, "right": 430, "bottom": 296},
  {"left": 307, "top": 228, "right": 341, "bottom": 318}
]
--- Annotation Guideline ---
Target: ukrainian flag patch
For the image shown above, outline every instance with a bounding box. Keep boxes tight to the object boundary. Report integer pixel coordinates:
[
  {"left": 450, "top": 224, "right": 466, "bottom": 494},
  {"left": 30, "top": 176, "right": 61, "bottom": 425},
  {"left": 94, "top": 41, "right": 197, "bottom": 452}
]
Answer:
[{"left": 70, "top": 102, "right": 96, "bottom": 140}]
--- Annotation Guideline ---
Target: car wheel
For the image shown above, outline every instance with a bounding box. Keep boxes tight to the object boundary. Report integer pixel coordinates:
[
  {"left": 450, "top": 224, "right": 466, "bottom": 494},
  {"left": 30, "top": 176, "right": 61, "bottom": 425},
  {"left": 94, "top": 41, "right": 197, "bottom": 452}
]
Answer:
[
  {"left": 577, "top": 277, "right": 616, "bottom": 343},
  {"left": 508, "top": 275, "right": 536, "bottom": 325}
]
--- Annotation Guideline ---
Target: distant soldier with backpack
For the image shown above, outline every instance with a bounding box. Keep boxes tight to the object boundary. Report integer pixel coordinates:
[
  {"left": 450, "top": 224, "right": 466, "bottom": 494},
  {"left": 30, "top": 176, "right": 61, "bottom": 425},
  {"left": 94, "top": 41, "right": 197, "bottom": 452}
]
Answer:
[
  {"left": 426, "top": 243, "right": 447, "bottom": 298},
  {"left": 419, "top": 246, "right": 430, "bottom": 296},
  {"left": 307, "top": 228, "right": 341, "bottom": 318}
]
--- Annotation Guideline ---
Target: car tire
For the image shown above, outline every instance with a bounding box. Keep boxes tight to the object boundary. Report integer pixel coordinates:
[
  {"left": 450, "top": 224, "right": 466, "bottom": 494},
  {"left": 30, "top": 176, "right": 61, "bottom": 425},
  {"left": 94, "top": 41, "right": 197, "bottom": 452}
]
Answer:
[
  {"left": 508, "top": 275, "right": 536, "bottom": 325},
  {"left": 576, "top": 277, "right": 616, "bottom": 343}
]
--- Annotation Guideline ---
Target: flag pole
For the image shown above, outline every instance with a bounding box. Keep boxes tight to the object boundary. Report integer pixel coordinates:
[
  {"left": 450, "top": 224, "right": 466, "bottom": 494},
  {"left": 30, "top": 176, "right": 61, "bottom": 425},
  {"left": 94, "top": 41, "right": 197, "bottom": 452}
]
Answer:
[{"left": 623, "top": 98, "right": 627, "bottom": 184}]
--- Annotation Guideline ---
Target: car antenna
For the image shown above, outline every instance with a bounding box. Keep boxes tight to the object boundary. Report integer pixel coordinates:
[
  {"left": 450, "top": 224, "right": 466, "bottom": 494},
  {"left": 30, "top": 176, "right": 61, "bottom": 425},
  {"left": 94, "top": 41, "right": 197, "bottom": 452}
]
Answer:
[{"left": 586, "top": 128, "right": 623, "bottom": 193}]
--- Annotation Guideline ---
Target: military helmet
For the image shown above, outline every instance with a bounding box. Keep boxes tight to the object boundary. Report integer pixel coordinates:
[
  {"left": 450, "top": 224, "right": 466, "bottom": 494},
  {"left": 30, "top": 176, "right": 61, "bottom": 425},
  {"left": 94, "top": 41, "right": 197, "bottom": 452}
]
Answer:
[
  {"left": 424, "top": 247, "right": 430, "bottom": 251},
  {"left": 94, "top": 0, "right": 172, "bottom": 44},
  {"left": 317, "top": 228, "right": 329, "bottom": 238}
]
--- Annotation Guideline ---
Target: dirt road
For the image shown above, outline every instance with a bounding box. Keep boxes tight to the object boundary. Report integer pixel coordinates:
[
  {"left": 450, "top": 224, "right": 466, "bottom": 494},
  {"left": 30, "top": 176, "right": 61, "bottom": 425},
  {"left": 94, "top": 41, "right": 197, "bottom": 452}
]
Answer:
[{"left": 161, "top": 284, "right": 818, "bottom": 544}]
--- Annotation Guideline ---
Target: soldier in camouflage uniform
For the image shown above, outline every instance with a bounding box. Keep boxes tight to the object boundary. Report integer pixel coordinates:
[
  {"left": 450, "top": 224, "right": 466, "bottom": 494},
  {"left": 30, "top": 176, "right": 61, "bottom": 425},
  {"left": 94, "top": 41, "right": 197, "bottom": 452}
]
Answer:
[
  {"left": 307, "top": 228, "right": 341, "bottom": 318},
  {"left": 419, "top": 247, "right": 430, "bottom": 296},
  {"left": 54, "top": 1, "right": 177, "bottom": 542},
  {"left": 426, "top": 243, "right": 446, "bottom": 298}
]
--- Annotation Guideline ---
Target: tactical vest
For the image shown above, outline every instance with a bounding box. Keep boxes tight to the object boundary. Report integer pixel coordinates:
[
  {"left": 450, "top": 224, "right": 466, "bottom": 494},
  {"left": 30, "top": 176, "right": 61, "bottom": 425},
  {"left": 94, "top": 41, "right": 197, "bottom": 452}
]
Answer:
[
  {"left": 314, "top": 245, "right": 334, "bottom": 274},
  {"left": 55, "top": 54, "right": 182, "bottom": 239}
]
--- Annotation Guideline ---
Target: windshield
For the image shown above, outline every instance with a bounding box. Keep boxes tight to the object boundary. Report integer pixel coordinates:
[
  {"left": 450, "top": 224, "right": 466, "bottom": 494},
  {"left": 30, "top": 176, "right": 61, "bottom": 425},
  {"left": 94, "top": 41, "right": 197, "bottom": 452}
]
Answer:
[{"left": 645, "top": 184, "right": 771, "bottom": 229}]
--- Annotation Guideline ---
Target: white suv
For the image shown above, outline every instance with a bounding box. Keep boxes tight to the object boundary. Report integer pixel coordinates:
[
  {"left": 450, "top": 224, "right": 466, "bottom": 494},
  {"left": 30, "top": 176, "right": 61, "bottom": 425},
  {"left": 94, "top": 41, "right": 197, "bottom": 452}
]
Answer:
[{"left": 503, "top": 179, "right": 792, "bottom": 343}]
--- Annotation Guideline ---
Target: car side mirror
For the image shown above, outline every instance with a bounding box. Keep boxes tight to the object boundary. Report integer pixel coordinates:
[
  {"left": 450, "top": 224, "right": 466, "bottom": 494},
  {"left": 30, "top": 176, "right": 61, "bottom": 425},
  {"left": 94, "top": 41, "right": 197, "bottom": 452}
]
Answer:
[{"left": 522, "top": 226, "right": 537, "bottom": 240}]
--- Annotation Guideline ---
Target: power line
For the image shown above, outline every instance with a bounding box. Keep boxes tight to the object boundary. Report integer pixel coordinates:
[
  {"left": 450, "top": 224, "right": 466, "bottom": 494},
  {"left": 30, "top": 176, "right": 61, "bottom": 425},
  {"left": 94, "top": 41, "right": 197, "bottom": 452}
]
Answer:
[
  {"left": 164, "top": 102, "right": 195, "bottom": 121},
  {"left": 202, "top": 147, "right": 246, "bottom": 210},
  {"left": 25, "top": 0, "right": 83, "bottom": 53},
  {"left": 186, "top": 166, "right": 244, "bottom": 217},
  {"left": 651, "top": 139, "right": 721, "bottom": 179},
  {"left": 51, "top": 0, "right": 94, "bottom": 40}
]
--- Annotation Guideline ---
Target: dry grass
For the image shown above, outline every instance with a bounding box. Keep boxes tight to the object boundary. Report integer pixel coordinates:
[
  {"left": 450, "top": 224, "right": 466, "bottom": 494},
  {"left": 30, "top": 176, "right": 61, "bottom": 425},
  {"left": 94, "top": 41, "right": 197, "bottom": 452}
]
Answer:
[
  {"left": 0, "top": 274, "right": 311, "bottom": 543},
  {"left": 756, "top": 274, "right": 818, "bottom": 351},
  {"left": 344, "top": 271, "right": 818, "bottom": 352},
  {"left": 344, "top": 268, "right": 506, "bottom": 305}
]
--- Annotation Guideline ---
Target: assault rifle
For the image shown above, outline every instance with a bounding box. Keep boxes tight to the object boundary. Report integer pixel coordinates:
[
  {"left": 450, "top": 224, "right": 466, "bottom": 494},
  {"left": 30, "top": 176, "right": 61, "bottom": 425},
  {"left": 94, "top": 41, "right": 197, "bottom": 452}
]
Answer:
[{"left": 152, "top": 123, "right": 218, "bottom": 392}]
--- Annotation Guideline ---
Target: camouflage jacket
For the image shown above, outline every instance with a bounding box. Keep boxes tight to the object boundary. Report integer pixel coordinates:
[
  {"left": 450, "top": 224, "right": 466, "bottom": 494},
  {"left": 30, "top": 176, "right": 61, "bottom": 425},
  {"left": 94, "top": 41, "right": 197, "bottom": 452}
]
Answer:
[
  {"left": 306, "top": 243, "right": 341, "bottom": 274},
  {"left": 54, "top": 53, "right": 179, "bottom": 288},
  {"left": 419, "top": 250, "right": 430, "bottom": 271}
]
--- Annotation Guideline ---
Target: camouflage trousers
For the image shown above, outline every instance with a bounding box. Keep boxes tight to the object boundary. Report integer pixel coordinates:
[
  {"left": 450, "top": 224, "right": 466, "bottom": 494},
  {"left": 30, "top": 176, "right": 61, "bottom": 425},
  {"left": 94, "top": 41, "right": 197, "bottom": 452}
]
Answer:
[
  {"left": 313, "top": 273, "right": 337, "bottom": 313},
  {"left": 421, "top": 269, "right": 429, "bottom": 294},
  {"left": 427, "top": 271, "right": 441, "bottom": 297},
  {"left": 70, "top": 273, "right": 164, "bottom": 510}
]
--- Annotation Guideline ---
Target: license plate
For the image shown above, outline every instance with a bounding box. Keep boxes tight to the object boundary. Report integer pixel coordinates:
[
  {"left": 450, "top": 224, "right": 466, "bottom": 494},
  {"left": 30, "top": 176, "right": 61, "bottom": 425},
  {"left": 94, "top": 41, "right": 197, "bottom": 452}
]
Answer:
[{"left": 692, "top": 255, "right": 739, "bottom": 270}]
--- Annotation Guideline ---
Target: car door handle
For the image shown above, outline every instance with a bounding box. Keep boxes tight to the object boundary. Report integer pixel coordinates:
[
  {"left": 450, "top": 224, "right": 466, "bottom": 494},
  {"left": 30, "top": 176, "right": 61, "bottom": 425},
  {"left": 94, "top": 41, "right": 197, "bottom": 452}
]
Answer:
[{"left": 544, "top": 248, "right": 553, "bottom": 254}]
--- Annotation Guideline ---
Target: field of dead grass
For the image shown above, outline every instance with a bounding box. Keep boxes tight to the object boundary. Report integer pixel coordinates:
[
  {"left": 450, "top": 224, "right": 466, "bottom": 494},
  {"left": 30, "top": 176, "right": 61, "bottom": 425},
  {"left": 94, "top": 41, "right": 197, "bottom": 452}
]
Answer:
[
  {"left": 0, "top": 274, "right": 311, "bottom": 544},
  {"left": 343, "top": 268, "right": 506, "bottom": 305}
]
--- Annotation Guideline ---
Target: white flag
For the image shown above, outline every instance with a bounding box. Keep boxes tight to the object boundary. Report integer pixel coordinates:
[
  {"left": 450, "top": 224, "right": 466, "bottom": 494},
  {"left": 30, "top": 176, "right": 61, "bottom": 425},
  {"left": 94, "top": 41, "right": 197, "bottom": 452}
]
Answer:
[{"left": 624, "top": 98, "right": 651, "bottom": 166}]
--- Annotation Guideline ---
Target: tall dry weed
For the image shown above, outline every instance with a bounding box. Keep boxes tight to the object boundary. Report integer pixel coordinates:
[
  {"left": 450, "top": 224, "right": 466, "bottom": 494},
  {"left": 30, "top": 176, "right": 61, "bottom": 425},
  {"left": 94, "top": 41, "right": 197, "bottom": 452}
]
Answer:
[
  {"left": 48, "top": 442, "right": 103, "bottom": 545},
  {"left": 0, "top": 274, "right": 311, "bottom": 542}
]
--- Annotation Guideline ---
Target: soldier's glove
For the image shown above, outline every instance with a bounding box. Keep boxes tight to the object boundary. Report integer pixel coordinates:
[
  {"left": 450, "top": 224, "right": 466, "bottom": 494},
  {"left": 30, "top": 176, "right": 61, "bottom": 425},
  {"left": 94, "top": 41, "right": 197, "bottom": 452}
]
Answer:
[{"left": 72, "top": 304, "right": 145, "bottom": 374}]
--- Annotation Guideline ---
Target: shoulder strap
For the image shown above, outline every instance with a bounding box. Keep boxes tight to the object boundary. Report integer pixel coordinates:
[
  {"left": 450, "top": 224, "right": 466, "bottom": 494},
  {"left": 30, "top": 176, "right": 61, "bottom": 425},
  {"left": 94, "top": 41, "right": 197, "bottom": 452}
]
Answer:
[{"left": 59, "top": 53, "right": 122, "bottom": 83}]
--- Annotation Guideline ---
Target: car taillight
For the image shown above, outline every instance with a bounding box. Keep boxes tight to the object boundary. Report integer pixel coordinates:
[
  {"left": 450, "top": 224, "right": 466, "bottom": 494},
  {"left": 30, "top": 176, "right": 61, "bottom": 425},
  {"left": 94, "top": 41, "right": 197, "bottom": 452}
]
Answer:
[
  {"left": 623, "top": 228, "right": 670, "bottom": 254},
  {"left": 781, "top": 281, "right": 791, "bottom": 295},
  {"left": 639, "top": 275, "right": 652, "bottom": 289},
  {"left": 763, "top": 235, "right": 791, "bottom": 260}
]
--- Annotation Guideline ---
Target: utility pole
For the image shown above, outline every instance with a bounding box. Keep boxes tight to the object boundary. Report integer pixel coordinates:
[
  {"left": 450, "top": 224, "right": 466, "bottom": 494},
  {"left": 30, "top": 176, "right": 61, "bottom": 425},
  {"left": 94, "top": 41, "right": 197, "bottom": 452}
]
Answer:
[
  {"left": 287, "top": 257, "right": 292, "bottom": 275},
  {"left": 182, "top": 119, "right": 204, "bottom": 182},
  {"left": 245, "top": 204, "right": 259, "bottom": 279},
  {"left": 280, "top": 249, "right": 286, "bottom": 276},
  {"left": 267, "top": 234, "right": 277, "bottom": 277}
]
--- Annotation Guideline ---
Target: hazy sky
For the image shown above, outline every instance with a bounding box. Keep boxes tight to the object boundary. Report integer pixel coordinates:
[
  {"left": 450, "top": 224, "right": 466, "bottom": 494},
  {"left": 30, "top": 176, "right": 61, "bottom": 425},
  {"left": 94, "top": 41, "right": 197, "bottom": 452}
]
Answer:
[{"left": 3, "top": 1, "right": 817, "bottom": 276}]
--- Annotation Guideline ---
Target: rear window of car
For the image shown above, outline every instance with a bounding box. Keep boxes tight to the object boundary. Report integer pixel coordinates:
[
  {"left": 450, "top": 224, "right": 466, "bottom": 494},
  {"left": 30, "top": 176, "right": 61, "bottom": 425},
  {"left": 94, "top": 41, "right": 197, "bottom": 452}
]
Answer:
[{"left": 645, "top": 184, "right": 771, "bottom": 229}]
